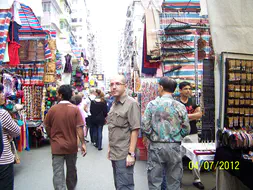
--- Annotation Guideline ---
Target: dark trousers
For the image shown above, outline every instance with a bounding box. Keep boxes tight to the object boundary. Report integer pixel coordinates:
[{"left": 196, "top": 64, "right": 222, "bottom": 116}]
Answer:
[
  {"left": 0, "top": 163, "right": 14, "bottom": 190},
  {"left": 52, "top": 154, "right": 77, "bottom": 190},
  {"left": 112, "top": 159, "right": 134, "bottom": 190},
  {"left": 93, "top": 125, "right": 103, "bottom": 149},
  {"left": 86, "top": 116, "right": 94, "bottom": 142}
]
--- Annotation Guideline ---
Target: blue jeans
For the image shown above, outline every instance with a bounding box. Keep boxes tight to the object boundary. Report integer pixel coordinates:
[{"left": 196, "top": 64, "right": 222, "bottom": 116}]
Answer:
[
  {"left": 0, "top": 163, "right": 14, "bottom": 190},
  {"left": 93, "top": 125, "right": 103, "bottom": 149}
]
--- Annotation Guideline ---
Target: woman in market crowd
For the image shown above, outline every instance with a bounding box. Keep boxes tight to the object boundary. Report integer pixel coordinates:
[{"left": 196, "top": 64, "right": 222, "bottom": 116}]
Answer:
[
  {"left": 0, "top": 83, "right": 20, "bottom": 190},
  {"left": 70, "top": 94, "right": 88, "bottom": 146},
  {"left": 90, "top": 89, "right": 108, "bottom": 150}
]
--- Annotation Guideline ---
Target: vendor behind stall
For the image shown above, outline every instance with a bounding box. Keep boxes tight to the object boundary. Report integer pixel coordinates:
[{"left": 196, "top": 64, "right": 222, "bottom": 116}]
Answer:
[{"left": 179, "top": 81, "right": 203, "bottom": 190}]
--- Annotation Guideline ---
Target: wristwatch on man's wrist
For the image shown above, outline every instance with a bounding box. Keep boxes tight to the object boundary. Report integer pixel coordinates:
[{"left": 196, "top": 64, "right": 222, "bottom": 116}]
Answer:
[{"left": 128, "top": 152, "right": 136, "bottom": 157}]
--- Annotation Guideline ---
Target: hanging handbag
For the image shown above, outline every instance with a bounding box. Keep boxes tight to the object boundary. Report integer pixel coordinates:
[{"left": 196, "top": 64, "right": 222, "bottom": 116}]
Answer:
[{"left": 11, "top": 141, "right": 20, "bottom": 164}]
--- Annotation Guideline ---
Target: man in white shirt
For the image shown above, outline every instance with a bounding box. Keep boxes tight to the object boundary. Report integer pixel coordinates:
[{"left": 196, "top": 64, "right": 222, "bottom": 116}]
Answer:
[{"left": 84, "top": 88, "right": 97, "bottom": 144}]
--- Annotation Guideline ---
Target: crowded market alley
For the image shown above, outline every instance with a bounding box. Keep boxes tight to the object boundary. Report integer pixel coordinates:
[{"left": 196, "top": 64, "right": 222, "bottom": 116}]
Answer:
[
  {"left": 1, "top": 0, "right": 253, "bottom": 190},
  {"left": 14, "top": 127, "right": 216, "bottom": 190}
]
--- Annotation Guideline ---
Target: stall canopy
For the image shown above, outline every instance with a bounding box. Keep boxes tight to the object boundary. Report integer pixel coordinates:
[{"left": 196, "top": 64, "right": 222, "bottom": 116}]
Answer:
[{"left": 19, "top": 3, "right": 46, "bottom": 35}]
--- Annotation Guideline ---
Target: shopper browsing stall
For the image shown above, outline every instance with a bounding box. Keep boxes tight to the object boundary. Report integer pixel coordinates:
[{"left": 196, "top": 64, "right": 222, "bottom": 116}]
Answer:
[
  {"left": 0, "top": 83, "right": 20, "bottom": 190},
  {"left": 142, "top": 77, "right": 190, "bottom": 190}
]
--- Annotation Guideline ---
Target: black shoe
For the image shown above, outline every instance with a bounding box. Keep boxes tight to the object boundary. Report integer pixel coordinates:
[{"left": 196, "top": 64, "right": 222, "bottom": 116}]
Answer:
[
  {"left": 193, "top": 182, "right": 204, "bottom": 189},
  {"left": 98, "top": 148, "right": 103, "bottom": 151},
  {"left": 93, "top": 142, "right": 98, "bottom": 147},
  {"left": 85, "top": 139, "right": 89, "bottom": 143}
]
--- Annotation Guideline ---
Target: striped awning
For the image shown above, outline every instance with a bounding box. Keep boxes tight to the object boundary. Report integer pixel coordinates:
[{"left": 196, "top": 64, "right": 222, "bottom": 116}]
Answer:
[
  {"left": 0, "top": 9, "right": 12, "bottom": 65},
  {"left": 19, "top": 3, "right": 46, "bottom": 34}
]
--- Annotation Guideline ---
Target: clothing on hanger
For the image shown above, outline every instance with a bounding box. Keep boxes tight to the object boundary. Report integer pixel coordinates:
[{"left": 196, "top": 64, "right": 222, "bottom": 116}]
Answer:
[{"left": 64, "top": 54, "right": 72, "bottom": 73}]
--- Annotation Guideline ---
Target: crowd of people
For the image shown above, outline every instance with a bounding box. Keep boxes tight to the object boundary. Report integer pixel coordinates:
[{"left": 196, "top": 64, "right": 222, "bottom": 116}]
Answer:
[{"left": 0, "top": 74, "right": 204, "bottom": 190}]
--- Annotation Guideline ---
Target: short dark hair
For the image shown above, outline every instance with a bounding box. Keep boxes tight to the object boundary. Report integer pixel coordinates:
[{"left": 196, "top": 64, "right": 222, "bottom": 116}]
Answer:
[
  {"left": 58, "top": 85, "right": 72, "bottom": 101},
  {"left": 159, "top": 77, "right": 177, "bottom": 93},
  {"left": 179, "top": 81, "right": 191, "bottom": 90},
  {"left": 0, "top": 83, "right": 4, "bottom": 92},
  {"left": 70, "top": 95, "right": 82, "bottom": 105}
]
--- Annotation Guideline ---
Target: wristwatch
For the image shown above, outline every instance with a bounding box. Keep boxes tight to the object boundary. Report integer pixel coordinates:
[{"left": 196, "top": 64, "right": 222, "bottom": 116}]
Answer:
[{"left": 128, "top": 152, "right": 136, "bottom": 157}]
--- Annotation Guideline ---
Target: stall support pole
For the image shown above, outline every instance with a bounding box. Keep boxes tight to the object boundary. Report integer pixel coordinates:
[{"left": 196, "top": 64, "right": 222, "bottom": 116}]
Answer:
[{"left": 194, "top": 36, "right": 199, "bottom": 105}]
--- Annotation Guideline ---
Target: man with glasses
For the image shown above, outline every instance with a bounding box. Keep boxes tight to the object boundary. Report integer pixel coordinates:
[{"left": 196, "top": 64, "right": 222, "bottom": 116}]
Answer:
[
  {"left": 107, "top": 75, "right": 140, "bottom": 190},
  {"left": 179, "top": 81, "right": 204, "bottom": 189},
  {"left": 142, "top": 77, "right": 190, "bottom": 190}
]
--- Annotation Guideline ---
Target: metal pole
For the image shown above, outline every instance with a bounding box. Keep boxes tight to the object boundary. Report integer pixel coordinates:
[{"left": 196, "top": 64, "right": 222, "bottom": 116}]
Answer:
[{"left": 194, "top": 36, "right": 199, "bottom": 104}]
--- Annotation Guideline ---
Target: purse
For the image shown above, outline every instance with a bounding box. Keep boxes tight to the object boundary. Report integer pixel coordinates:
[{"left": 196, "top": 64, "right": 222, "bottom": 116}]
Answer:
[{"left": 11, "top": 141, "right": 20, "bottom": 164}]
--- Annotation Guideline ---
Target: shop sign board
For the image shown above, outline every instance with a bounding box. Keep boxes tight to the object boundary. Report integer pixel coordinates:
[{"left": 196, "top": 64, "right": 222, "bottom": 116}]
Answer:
[{"left": 91, "top": 74, "right": 104, "bottom": 81}]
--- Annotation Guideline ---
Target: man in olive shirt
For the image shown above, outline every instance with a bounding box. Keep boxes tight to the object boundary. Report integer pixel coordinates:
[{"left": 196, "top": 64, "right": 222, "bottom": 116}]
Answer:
[{"left": 107, "top": 75, "right": 140, "bottom": 190}]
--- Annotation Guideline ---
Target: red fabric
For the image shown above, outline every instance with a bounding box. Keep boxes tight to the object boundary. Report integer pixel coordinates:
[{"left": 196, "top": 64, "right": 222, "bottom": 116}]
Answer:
[
  {"left": 143, "top": 22, "right": 160, "bottom": 69},
  {"left": 8, "top": 41, "right": 20, "bottom": 66}
]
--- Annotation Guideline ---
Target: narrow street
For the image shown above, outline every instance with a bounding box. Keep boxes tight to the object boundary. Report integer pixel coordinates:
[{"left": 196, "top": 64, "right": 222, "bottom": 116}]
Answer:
[{"left": 14, "top": 127, "right": 215, "bottom": 190}]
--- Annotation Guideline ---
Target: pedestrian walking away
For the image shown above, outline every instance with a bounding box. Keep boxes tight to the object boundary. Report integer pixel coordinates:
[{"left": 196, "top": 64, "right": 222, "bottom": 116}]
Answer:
[
  {"left": 90, "top": 89, "right": 107, "bottom": 150},
  {"left": 107, "top": 75, "right": 140, "bottom": 190},
  {"left": 44, "top": 85, "right": 86, "bottom": 190}
]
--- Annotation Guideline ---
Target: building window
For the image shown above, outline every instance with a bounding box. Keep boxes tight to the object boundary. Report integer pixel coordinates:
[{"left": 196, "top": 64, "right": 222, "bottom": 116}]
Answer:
[
  {"left": 60, "top": 22, "right": 64, "bottom": 29},
  {"left": 43, "top": 2, "right": 51, "bottom": 12},
  {"left": 79, "top": 44, "right": 82, "bottom": 47},
  {"left": 79, "top": 18, "right": 82, "bottom": 22},
  {"left": 72, "top": 18, "right": 77, "bottom": 23},
  {"left": 79, "top": 36, "right": 82, "bottom": 39}
]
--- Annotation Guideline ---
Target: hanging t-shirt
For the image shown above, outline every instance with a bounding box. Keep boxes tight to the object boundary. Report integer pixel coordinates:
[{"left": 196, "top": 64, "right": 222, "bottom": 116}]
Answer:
[
  {"left": 8, "top": 21, "right": 22, "bottom": 43},
  {"left": 180, "top": 98, "right": 199, "bottom": 135},
  {"left": 8, "top": 41, "right": 20, "bottom": 66}
]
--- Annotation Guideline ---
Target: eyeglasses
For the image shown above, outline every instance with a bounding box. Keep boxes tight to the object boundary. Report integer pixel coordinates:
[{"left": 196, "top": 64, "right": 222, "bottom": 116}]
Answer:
[{"left": 110, "top": 82, "right": 125, "bottom": 87}]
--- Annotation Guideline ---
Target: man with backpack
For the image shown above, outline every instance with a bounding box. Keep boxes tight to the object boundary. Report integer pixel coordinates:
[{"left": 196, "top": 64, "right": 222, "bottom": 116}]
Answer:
[{"left": 179, "top": 81, "right": 204, "bottom": 189}]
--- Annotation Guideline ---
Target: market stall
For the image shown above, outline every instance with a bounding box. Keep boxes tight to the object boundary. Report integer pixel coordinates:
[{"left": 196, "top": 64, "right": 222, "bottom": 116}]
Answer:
[{"left": 0, "top": 2, "right": 58, "bottom": 152}]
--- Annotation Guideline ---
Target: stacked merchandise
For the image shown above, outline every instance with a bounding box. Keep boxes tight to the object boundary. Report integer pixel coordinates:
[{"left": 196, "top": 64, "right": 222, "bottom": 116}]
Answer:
[{"left": 73, "top": 66, "right": 85, "bottom": 92}]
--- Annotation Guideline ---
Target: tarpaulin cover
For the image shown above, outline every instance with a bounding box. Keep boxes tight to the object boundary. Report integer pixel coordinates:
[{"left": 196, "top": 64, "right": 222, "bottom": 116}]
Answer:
[
  {"left": 0, "top": 9, "right": 11, "bottom": 64},
  {"left": 206, "top": 0, "right": 253, "bottom": 54},
  {"left": 19, "top": 3, "right": 46, "bottom": 34}
]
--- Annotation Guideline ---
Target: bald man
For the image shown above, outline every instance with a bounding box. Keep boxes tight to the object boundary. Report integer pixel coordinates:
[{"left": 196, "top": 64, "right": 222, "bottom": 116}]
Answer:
[{"left": 107, "top": 75, "right": 140, "bottom": 190}]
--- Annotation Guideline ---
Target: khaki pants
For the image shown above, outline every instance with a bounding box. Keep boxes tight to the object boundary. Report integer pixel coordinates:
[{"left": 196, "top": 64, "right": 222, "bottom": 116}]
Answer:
[
  {"left": 52, "top": 154, "right": 77, "bottom": 190},
  {"left": 182, "top": 134, "right": 201, "bottom": 182}
]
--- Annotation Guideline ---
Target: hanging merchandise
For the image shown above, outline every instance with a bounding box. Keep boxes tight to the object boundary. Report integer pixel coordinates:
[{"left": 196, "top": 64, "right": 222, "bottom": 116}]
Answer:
[
  {"left": 160, "top": 1, "right": 211, "bottom": 80},
  {"left": 63, "top": 54, "right": 72, "bottom": 73},
  {"left": 3, "top": 73, "right": 14, "bottom": 97},
  {"left": 23, "top": 85, "right": 43, "bottom": 120},
  {"left": 0, "top": 9, "right": 12, "bottom": 65},
  {"left": 8, "top": 20, "right": 21, "bottom": 66}
]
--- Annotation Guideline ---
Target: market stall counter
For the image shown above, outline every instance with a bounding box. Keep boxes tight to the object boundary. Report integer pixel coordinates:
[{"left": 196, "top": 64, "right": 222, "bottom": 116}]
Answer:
[{"left": 215, "top": 147, "right": 252, "bottom": 190}]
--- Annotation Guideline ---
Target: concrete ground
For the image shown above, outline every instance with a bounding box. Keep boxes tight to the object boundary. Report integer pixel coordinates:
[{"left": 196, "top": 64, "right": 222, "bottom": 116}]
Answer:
[{"left": 14, "top": 127, "right": 216, "bottom": 190}]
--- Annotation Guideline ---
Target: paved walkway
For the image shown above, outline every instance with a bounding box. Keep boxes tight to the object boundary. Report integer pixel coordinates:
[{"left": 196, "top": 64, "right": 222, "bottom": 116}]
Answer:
[{"left": 14, "top": 127, "right": 216, "bottom": 190}]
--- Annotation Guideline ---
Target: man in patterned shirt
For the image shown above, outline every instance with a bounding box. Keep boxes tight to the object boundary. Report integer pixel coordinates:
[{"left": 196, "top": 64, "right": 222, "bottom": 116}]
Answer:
[{"left": 142, "top": 77, "right": 190, "bottom": 190}]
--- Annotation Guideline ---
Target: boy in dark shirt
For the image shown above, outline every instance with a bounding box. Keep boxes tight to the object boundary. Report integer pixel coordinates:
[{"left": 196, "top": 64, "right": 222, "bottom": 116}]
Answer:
[{"left": 179, "top": 81, "right": 204, "bottom": 190}]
